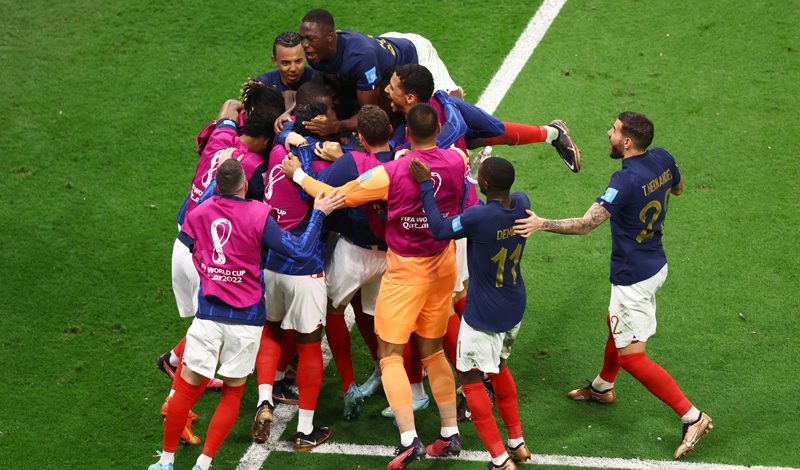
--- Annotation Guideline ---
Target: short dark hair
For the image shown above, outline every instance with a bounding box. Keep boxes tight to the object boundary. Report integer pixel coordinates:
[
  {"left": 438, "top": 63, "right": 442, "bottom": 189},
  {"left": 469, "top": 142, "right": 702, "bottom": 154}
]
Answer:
[
  {"left": 295, "top": 79, "right": 331, "bottom": 109},
  {"left": 294, "top": 101, "right": 328, "bottom": 140},
  {"left": 302, "top": 9, "right": 334, "bottom": 30},
  {"left": 480, "top": 157, "right": 515, "bottom": 191},
  {"left": 273, "top": 31, "right": 302, "bottom": 56},
  {"left": 394, "top": 64, "right": 433, "bottom": 103},
  {"left": 406, "top": 103, "right": 439, "bottom": 140},
  {"left": 357, "top": 105, "right": 391, "bottom": 145},
  {"left": 240, "top": 109, "right": 277, "bottom": 140},
  {"left": 240, "top": 80, "right": 285, "bottom": 116},
  {"left": 216, "top": 159, "right": 246, "bottom": 195},
  {"left": 618, "top": 111, "right": 654, "bottom": 149},
  {"left": 382, "top": 66, "right": 396, "bottom": 89}
]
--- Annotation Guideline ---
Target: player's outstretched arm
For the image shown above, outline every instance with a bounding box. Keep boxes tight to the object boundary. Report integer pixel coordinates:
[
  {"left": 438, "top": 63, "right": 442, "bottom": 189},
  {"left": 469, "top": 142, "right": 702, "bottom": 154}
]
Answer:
[
  {"left": 261, "top": 190, "right": 345, "bottom": 261},
  {"left": 514, "top": 202, "right": 610, "bottom": 237}
]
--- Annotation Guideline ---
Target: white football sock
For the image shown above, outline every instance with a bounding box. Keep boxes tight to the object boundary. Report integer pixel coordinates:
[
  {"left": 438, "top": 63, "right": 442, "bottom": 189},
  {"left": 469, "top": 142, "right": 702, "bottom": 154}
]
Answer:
[
  {"left": 257, "top": 384, "right": 274, "bottom": 407},
  {"left": 508, "top": 436, "right": 525, "bottom": 448},
  {"left": 157, "top": 451, "right": 174, "bottom": 465},
  {"left": 400, "top": 430, "right": 418, "bottom": 447},
  {"left": 297, "top": 408, "right": 315, "bottom": 435},
  {"left": 410, "top": 382, "right": 427, "bottom": 400},
  {"left": 492, "top": 451, "right": 510, "bottom": 466},
  {"left": 168, "top": 351, "right": 179, "bottom": 367},
  {"left": 440, "top": 426, "right": 458, "bottom": 438},
  {"left": 195, "top": 454, "right": 212, "bottom": 470},
  {"left": 274, "top": 370, "right": 285, "bottom": 381},
  {"left": 545, "top": 125, "right": 559, "bottom": 144},
  {"left": 681, "top": 406, "right": 701, "bottom": 424},
  {"left": 592, "top": 375, "right": 614, "bottom": 392}
]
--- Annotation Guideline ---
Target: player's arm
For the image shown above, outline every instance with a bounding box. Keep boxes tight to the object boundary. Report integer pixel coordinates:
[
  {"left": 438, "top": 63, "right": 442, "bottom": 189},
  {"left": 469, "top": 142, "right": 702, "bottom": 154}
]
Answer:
[
  {"left": 283, "top": 155, "right": 389, "bottom": 207},
  {"left": 274, "top": 92, "right": 296, "bottom": 134},
  {"left": 513, "top": 202, "right": 610, "bottom": 238},
  {"left": 409, "top": 157, "right": 470, "bottom": 240},
  {"left": 217, "top": 99, "right": 244, "bottom": 122},
  {"left": 671, "top": 176, "right": 684, "bottom": 196},
  {"left": 433, "top": 91, "right": 468, "bottom": 149},
  {"left": 261, "top": 190, "right": 345, "bottom": 261}
]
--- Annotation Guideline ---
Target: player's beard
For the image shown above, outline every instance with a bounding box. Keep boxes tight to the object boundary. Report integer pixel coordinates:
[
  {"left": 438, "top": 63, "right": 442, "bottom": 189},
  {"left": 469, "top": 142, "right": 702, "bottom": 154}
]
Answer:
[{"left": 609, "top": 140, "right": 624, "bottom": 159}]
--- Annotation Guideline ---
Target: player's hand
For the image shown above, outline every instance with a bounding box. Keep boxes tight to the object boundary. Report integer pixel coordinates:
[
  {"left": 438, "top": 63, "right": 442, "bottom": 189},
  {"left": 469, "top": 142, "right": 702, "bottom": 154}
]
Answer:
[
  {"left": 394, "top": 149, "right": 410, "bottom": 160},
  {"left": 303, "top": 114, "right": 338, "bottom": 136},
  {"left": 274, "top": 111, "right": 293, "bottom": 134},
  {"left": 285, "top": 132, "right": 308, "bottom": 151},
  {"left": 281, "top": 154, "right": 302, "bottom": 179},
  {"left": 513, "top": 209, "right": 543, "bottom": 238},
  {"left": 408, "top": 158, "right": 431, "bottom": 183},
  {"left": 314, "top": 141, "right": 343, "bottom": 161},
  {"left": 216, "top": 147, "right": 243, "bottom": 165},
  {"left": 314, "top": 188, "right": 346, "bottom": 215}
]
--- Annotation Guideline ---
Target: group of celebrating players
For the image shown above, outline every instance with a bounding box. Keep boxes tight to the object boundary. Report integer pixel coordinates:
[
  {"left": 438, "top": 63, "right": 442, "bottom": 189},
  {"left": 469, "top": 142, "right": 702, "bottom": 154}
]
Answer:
[{"left": 148, "top": 8, "right": 713, "bottom": 470}]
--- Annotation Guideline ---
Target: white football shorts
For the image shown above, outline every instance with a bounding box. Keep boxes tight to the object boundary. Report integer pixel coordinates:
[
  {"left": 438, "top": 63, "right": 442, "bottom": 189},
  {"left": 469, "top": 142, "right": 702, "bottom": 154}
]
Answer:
[
  {"left": 263, "top": 269, "right": 327, "bottom": 334},
  {"left": 608, "top": 264, "right": 668, "bottom": 348},
  {"left": 453, "top": 238, "right": 469, "bottom": 296},
  {"left": 171, "top": 238, "right": 200, "bottom": 318},
  {"left": 380, "top": 32, "right": 458, "bottom": 93},
  {"left": 325, "top": 236, "right": 387, "bottom": 316},
  {"left": 183, "top": 316, "right": 263, "bottom": 379},
  {"left": 456, "top": 318, "right": 522, "bottom": 374}
]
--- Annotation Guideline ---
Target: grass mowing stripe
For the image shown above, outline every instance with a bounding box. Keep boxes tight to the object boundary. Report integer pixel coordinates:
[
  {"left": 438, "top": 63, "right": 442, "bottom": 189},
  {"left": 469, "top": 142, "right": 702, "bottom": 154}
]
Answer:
[
  {"left": 235, "top": 306, "right": 355, "bottom": 470},
  {"left": 475, "top": 0, "right": 569, "bottom": 114}
]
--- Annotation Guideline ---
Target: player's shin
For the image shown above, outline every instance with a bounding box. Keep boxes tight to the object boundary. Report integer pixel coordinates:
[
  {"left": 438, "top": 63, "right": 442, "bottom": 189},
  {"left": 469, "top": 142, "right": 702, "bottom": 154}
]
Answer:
[
  {"left": 463, "top": 382, "right": 505, "bottom": 458},
  {"left": 490, "top": 367, "right": 522, "bottom": 440},
  {"left": 201, "top": 382, "right": 245, "bottom": 460},
  {"left": 619, "top": 352, "right": 693, "bottom": 416}
]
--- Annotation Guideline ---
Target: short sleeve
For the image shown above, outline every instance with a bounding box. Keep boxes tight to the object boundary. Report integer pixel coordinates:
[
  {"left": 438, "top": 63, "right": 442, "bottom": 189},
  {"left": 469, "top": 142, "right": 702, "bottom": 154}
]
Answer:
[
  {"left": 595, "top": 172, "right": 631, "bottom": 218},
  {"left": 352, "top": 53, "right": 382, "bottom": 90}
]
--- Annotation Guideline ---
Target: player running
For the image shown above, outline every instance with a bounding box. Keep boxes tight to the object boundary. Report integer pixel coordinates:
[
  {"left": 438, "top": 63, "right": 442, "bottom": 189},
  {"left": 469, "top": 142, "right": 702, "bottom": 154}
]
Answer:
[
  {"left": 408, "top": 155, "right": 532, "bottom": 470},
  {"left": 287, "top": 103, "right": 466, "bottom": 469},
  {"left": 513, "top": 112, "right": 712, "bottom": 460},
  {"left": 148, "top": 158, "right": 343, "bottom": 470}
]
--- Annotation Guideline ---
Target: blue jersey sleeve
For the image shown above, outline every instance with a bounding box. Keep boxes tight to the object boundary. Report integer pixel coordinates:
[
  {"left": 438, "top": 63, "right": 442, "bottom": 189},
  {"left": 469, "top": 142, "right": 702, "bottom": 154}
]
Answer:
[
  {"left": 273, "top": 121, "right": 295, "bottom": 148},
  {"left": 433, "top": 91, "right": 468, "bottom": 149},
  {"left": 596, "top": 171, "right": 632, "bottom": 218},
  {"left": 419, "top": 180, "right": 475, "bottom": 241},
  {"left": 262, "top": 209, "right": 325, "bottom": 262}
]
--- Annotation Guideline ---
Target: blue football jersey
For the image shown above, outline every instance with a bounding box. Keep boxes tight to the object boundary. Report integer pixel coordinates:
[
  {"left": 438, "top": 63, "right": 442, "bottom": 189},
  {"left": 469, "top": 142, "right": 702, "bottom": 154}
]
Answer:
[
  {"left": 254, "top": 68, "right": 316, "bottom": 93},
  {"left": 596, "top": 147, "right": 682, "bottom": 285},
  {"left": 308, "top": 30, "right": 418, "bottom": 91}
]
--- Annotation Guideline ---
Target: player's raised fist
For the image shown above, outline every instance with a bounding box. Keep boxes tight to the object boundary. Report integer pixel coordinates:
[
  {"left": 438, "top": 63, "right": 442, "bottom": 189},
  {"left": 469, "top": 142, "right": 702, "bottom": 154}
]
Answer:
[
  {"left": 408, "top": 157, "right": 431, "bottom": 183},
  {"left": 281, "top": 154, "right": 302, "bottom": 178}
]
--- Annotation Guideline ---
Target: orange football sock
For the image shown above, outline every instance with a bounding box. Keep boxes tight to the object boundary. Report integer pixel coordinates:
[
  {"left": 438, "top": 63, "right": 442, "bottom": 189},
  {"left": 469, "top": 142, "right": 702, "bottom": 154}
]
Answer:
[
  {"left": 421, "top": 350, "right": 457, "bottom": 426},
  {"left": 380, "top": 355, "right": 413, "bottom": 410}
]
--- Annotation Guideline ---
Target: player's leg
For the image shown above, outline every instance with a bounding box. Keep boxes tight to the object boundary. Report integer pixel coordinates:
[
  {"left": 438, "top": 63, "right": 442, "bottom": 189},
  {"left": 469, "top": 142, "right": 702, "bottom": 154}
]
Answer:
[
  {"left": 415, "top": 271, "right": 461, "bottom": 458},
  {"left": 455, "top": 319, "right": 512, "bottom": 468},
  {"left": 383, "top": 336, "right": 430, "bottom": 419},
  {"left": 567, "top": 313, "right": 620, "bottom": 404},
  {"left": 272, "top": 330, "right": 299, "bottom": 405},
  {"left": 279, "top": 273, "right": 332, "bottom": 452},
  {"left": 353, "top": 290, "right": 383, "bottom": 397},
  {"left": 491, "top": 323, "right": 530, "bottom": 464},
  {"left": 381, "top": 32, "right": 458, "bottom": 93},
  {"left": 375, "top": 279, "right": 428, "bottom": 469},
  {"left": 193, "top": 322, "right": 262, "bottom": 470},
  {"left": 150, "top": 318, "right": 217, "bottom": 469}
]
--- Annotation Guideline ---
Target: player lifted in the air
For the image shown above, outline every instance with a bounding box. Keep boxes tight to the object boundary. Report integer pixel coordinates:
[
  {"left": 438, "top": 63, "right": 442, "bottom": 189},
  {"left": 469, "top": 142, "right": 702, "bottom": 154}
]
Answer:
[
  {"left": 408, "top": 155, "right": 532, "bottom": 470},
  {"left": 297, "top": 8, "right": 459, "bottom": 134},
  {"left": 514, "top": 112, "right": 712, "bottom": 460}
]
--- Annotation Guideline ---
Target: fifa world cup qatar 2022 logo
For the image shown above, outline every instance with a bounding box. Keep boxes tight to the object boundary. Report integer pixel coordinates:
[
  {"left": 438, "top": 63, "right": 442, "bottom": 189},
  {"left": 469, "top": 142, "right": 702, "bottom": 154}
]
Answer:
[{"left": 211, "top": 218, "right": 232, "bottom": 264}]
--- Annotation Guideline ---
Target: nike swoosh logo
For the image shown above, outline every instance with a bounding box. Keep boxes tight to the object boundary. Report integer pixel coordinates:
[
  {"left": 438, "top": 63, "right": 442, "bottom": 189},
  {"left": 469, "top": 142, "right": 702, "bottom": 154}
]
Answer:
[{"left": 389, "top": 447, "right": 414, "bottom": 466}]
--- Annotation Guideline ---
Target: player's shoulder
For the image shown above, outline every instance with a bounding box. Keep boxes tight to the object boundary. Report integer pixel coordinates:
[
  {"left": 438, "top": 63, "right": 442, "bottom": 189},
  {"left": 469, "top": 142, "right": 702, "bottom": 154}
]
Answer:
[
  {"left": 511, "top": 191, "right": 531, "bottom": 210},
  {"left": 254, "top": 70, "right": 280, "bottom": 85}
]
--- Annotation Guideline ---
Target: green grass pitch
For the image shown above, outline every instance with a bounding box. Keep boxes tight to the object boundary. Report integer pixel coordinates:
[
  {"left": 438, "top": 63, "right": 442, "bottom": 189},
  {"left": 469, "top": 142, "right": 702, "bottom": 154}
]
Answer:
[{"left": 1, "top": 0, "right": 798, "bottom": 468}]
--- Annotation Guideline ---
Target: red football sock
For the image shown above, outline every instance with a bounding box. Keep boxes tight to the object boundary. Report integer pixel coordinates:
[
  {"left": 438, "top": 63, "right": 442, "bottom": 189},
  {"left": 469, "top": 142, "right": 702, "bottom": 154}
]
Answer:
[
  {"left": 489, "top": 367, "right": 522, "bottom": 439},
  {"left": 619, "top": 352, "right": 693, "bottom": 417},
  {"left": 485, "top": 122, "right": 547, "bottom": 146},
  {"left": 255, "top": 325, "right": 283, "bottom": 387},
  {"left": 296, "top": 341, "right": 324, "bottom": 411},
  {"left": 453, "top": 295, "right": 467, "bottom": 317},
  {"left": 163, "top": 374, "right": 208, "bottom": 452},
  {"left": 201, "top": 382, "right": 245, "bottom": 458},
  {"left": 352, "top": 292, "right": 379, "bottom": 361},
  {"left": 276, "top": 329, "right": 296, "bottom": 374},
  {"left": 173, "top": 336, "right": 187, "bottom": 358},
  {"left": 599, "top": 315, "right": 620, "bottom": 383},
  {"left": 442, "top": 313, "right": 461, "bottom": 370},
  {"left": 463, "top": 382, "right": 505, "bottom": 458},
  {"left": 326, "top": 313, "right": 355, "bottom": 392}
]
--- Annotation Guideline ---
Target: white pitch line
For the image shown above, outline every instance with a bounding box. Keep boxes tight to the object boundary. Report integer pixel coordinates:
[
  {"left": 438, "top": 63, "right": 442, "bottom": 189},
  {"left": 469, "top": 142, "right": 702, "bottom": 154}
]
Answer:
[
  {"left": 475, "top": 0, "right": 569, "bottom": 115},
  {"left": 236, "top": 306, "right": 355, "bottom": 470}
]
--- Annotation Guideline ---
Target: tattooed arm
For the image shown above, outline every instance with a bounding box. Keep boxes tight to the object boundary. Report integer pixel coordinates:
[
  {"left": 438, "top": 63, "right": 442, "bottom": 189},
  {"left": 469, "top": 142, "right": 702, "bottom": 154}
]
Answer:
[{"left": 513, "top": 203, "right": 611, "bottom": 238}]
